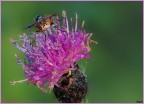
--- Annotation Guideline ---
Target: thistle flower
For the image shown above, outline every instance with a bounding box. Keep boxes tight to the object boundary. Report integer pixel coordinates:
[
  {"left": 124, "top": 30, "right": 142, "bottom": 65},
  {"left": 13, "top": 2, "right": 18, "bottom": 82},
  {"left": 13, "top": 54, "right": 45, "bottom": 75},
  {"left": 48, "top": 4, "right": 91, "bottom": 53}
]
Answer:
[{"left": 10, "top": 11, "right": 96, "bottom": 102}]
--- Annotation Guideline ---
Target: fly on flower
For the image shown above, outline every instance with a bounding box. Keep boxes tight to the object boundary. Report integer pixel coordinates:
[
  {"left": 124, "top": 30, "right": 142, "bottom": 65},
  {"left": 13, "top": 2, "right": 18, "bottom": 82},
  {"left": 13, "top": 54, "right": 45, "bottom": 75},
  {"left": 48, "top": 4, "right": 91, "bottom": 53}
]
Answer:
[
  {"left": 11, "top": 10, "right": 97, "bottom": 102},
  {"left": 25, "top": 14, "right": 60, "bottom": 41},
  {"left": 25, "top": 14, "right": 59, "bottom": 32}
]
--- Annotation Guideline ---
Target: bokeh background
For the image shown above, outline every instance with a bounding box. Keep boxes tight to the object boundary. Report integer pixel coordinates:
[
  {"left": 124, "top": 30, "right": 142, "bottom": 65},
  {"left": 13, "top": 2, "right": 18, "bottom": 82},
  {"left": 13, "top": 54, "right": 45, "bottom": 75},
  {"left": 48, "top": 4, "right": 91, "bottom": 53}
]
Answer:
[{"left": 1, "top": 1, "right": 143, "bottom": 103}]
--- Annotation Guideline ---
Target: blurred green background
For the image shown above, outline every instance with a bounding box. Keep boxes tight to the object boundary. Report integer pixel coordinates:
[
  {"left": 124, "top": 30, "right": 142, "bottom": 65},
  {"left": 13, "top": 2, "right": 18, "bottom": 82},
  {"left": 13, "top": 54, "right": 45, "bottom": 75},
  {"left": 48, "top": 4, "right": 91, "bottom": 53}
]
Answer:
[{"left": 2, "top": 1, "right": 143, "bottom": 103}]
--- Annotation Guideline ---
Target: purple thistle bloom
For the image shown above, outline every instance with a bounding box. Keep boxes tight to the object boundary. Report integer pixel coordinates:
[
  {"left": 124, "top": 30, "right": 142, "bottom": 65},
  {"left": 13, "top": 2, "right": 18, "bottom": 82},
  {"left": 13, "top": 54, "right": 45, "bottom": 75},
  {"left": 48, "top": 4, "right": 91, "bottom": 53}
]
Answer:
[{"left": 10, "top": 11, "right": 96, "bottom": 93}]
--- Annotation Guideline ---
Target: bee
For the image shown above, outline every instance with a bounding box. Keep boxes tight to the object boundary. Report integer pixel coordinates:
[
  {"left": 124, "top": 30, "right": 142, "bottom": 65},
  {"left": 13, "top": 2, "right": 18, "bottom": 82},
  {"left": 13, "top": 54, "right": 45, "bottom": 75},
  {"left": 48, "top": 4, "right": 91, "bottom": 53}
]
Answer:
[{"left": 25, "top": 14, "right": 59, "bottom": 32}]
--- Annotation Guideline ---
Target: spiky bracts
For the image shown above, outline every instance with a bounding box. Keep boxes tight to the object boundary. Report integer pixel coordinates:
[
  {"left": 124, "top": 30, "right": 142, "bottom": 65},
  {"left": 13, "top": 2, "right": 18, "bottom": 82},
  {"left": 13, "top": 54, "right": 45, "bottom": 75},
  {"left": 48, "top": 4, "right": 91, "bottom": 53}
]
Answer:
[
  {"left": 53, "top": 64, "right": 88, "bottom": 103},
  {"left": 10, "top": 11, "right": 96, "bottom": 97}
]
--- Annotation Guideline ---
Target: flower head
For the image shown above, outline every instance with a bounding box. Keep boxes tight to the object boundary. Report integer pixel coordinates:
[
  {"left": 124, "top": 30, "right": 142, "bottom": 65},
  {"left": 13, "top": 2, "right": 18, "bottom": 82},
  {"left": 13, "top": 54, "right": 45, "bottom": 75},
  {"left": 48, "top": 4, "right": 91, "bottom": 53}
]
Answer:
[{"left": 11, "top": 11, "right": 96, "bottom": 93}]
